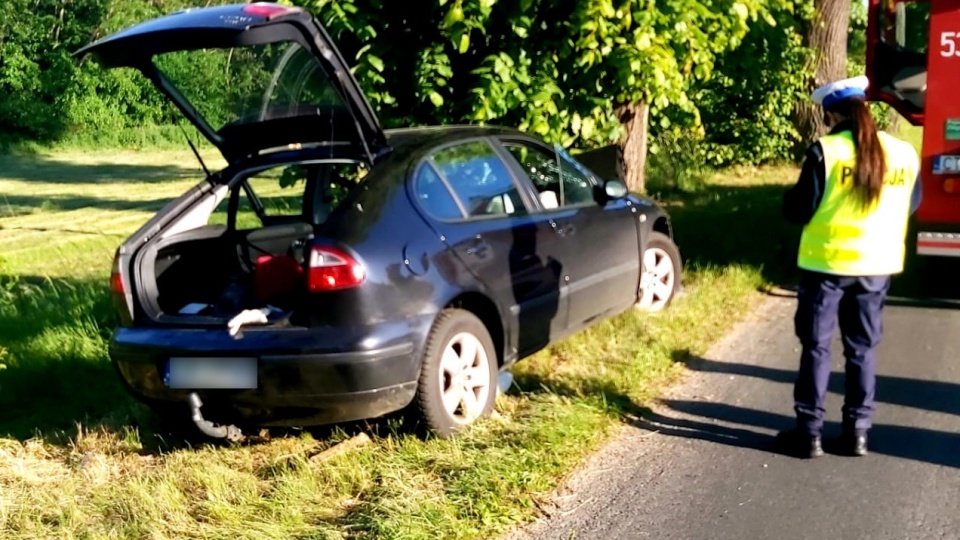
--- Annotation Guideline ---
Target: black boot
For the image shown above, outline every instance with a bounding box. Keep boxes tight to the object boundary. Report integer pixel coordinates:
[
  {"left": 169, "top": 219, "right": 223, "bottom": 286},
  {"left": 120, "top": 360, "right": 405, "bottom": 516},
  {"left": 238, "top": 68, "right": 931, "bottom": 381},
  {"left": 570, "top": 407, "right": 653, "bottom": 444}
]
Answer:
[
  {"left": 774, "top": 427, "right": 823, "bottom": 458},
  {"left": 837, "top": 427, "right": 868, "bottom": 457}
]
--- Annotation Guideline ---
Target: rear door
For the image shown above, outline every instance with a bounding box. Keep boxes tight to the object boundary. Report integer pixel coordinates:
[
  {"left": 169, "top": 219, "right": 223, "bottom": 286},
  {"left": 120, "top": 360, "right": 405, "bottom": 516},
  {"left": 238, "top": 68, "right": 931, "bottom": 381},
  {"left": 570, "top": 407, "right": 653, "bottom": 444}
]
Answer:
[
  {"left": 413, "top": 138, "right": 570, "bottom": 357},
  {"left": 867, "top": 0, "right": 930, "bottom": 123}
]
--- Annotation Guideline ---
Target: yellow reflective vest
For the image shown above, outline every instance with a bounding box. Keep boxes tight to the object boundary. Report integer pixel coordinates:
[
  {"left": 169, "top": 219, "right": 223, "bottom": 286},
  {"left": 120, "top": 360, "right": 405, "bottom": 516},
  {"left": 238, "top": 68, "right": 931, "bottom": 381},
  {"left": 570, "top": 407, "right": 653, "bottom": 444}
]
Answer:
[{"left": 797, "top": 130, "right": 919, "bottom": 276}]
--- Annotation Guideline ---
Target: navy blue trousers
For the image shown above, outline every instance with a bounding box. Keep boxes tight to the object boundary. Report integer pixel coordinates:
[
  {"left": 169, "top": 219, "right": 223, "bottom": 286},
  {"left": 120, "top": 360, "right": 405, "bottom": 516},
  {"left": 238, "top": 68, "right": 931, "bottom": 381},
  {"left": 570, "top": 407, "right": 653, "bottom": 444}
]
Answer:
[{"left": 793, "top": 270, "right": 891, "bottom": 435}]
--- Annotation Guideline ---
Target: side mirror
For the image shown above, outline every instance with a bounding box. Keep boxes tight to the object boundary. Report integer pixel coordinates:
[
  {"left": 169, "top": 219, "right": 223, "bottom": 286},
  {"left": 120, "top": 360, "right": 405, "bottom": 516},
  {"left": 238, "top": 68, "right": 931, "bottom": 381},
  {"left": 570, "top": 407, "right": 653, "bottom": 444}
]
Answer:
[
  {"left": 593, "top": 178, "right": 628, "bottom": 205},
  {"left": 603, "top": 179, "right": 628, "bottom": 199}
]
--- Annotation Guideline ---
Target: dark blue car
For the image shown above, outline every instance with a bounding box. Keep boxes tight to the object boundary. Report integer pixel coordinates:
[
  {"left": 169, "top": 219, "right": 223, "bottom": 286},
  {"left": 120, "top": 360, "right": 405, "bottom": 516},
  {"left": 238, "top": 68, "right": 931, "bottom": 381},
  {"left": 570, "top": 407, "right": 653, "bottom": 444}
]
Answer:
[{"left": 76, "top": 2, "right": 683, "bottom": 439}]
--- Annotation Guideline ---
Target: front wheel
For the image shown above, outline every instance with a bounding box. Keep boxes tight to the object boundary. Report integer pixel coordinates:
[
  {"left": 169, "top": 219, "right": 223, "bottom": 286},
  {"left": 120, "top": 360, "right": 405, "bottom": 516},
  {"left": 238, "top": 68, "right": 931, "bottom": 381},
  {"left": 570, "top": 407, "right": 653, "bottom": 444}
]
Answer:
[
  {"left": 411, "top": 309, "right": 498, "bottom": 438},
  {"left": 636, "top": 232, "right": 682, "bottom": 312}
]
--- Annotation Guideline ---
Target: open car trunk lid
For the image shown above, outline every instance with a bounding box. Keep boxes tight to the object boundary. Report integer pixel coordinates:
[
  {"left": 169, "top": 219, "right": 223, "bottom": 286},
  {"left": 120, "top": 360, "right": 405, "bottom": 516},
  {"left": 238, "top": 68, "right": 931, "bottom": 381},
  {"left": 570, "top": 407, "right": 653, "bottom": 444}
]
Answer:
[{"left": 74, "top": 2, "right": 386, "bottom": 164}]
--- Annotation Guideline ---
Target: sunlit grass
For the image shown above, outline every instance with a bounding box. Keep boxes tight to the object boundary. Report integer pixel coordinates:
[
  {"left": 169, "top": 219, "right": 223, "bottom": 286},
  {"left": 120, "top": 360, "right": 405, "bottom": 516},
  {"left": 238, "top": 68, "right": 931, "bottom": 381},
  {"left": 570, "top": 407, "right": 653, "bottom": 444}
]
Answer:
[{"left": 0, "top": 149, "right": 223, "bottom": 278}]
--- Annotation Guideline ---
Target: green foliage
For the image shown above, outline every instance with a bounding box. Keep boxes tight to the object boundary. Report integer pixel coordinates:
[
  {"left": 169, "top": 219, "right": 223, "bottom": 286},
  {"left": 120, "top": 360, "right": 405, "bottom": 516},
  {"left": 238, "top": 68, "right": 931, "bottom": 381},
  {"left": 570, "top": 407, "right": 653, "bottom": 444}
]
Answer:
[
  {"left": 0, "top": 0, "right": 110, "bottom": 140},
  {"left": 308, "top": 0, "right": 779, "bottom": 159},
  {"left": 848, "top": 0, "right": 868, "bottom": 65},
  {"left": 646, "top": 131, "right": 711, "bottom": 193},
  {"left": 691, "top": 0, "right": 814, "bottom": 166},
  {"left": 0, "top": 0, "right": 229, "bottom": 145},
  {"left": 1, "top": 0, "right": 806, "bottom": 170}
]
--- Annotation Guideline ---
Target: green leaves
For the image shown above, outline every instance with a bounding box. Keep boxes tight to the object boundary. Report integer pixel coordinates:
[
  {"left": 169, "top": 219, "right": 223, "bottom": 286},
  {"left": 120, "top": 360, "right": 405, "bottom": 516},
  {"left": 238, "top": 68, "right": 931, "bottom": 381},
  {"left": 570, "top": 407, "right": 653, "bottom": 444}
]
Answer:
[
  {"left": 0, "top": 0, "right": 808, "bottom": 169},
  {"left": 691, "top": 0, "right": 811, "bottom": 165}
]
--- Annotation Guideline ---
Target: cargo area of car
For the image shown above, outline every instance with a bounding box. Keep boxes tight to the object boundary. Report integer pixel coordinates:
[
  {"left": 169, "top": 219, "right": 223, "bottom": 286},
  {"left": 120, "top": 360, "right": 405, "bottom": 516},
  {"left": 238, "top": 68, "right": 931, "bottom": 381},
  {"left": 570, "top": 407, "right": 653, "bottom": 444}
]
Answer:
[
  {"left": 139, "top": 221, "right": 314, "bottom": 324},
  {"left": 124, "top": 159, "right": 368, "bottom": 326}
]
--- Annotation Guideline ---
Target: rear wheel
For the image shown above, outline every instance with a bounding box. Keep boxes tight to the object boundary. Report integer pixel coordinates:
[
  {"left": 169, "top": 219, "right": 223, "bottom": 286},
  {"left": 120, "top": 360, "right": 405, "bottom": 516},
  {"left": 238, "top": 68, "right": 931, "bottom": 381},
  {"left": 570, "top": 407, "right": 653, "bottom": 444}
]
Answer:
[
  {"left": 636, "top": 232, "right": 682, "bottom": 312},
  {"left": 412, "top": 309, "right": 497, "bottom": 438}
]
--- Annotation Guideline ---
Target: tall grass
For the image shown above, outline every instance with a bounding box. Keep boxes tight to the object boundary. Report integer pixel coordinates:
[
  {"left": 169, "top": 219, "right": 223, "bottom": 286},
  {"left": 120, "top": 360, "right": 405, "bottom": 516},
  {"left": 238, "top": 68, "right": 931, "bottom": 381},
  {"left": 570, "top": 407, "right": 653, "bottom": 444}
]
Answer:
[{"left": 0, "top": 275, "right": 135, "bottom": 441}]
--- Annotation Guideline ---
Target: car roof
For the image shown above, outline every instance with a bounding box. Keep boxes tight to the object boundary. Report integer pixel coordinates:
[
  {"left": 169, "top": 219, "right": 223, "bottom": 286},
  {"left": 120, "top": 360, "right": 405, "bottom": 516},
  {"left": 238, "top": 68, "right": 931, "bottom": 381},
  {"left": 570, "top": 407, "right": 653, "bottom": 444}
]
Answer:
[{"left": 383, "top": 124, "right": 535, "bottom": 151}]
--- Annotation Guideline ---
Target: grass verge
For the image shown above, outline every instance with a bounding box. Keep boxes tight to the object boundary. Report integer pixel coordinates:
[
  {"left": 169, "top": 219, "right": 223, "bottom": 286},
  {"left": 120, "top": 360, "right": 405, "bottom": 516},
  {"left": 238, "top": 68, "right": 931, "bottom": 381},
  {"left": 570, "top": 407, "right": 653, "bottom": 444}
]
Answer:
[{"left": 0, "top": 151, "right": 797, "bottom": 539}]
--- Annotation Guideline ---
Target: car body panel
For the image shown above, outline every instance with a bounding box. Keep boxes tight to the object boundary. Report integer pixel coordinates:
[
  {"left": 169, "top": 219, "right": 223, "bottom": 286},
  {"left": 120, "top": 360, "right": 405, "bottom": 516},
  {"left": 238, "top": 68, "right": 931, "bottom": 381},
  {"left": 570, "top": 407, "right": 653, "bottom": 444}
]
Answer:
[{"left": 560, "top": 199, "right": 642, "bottom": 326}]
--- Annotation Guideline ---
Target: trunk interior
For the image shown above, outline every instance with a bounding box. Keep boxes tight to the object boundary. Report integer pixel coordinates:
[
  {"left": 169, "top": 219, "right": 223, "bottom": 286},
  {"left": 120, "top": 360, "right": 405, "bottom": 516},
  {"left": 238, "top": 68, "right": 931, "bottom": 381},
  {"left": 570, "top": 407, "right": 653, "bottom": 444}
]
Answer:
[
  {"left": 146, "top": 222, "right": 314, "bottom": 321},
  {"left": 129, "top": 158, "right": 367, "bottom": 325}
]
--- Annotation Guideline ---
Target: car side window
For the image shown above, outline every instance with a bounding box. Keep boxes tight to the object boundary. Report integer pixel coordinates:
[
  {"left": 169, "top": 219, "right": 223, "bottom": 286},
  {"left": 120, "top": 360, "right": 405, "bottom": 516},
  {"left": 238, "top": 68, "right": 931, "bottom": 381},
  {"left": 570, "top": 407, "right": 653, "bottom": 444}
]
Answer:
[
  {"left": 245, "top": 168, "right": 307, "bottom": 218},
  {"left": 209, "top": 164, "right": 309, "bottom": 229},
  {"left": 557, "top": 151, "right": 597, "bottom": 206},
  {"left": 414, "top": 163, "right": 464, "bottom": 220},
  {"left": 503, "top": 143, "right": 563, "bottom": 210},
  {"left": 431, "top": 140, "right": 528, "bottom": 218}
]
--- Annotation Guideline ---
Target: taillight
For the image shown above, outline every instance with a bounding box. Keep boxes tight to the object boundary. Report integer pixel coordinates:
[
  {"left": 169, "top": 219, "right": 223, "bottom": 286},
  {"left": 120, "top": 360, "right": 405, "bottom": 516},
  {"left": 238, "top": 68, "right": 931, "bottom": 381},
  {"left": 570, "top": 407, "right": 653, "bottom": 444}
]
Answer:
[
  {"left": 242, "top": 3, "right": 301, "bottom": 19},
  {"left": 307, "top": 246, "right": 365, "bottom": 292},
  {"left": 110, "top": 250, "right": 134, "bottom": 325},
  {"left": 110, "top": 268, "right": 125, "bottom": 297}
]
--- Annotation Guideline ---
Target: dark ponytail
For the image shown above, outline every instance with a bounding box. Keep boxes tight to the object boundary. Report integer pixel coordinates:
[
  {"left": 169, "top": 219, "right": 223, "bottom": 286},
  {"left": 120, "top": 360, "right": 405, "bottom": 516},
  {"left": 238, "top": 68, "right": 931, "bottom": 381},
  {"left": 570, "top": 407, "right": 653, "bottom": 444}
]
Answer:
[{"left": 826, "top": 98, "right": 886, "bottom": 209}]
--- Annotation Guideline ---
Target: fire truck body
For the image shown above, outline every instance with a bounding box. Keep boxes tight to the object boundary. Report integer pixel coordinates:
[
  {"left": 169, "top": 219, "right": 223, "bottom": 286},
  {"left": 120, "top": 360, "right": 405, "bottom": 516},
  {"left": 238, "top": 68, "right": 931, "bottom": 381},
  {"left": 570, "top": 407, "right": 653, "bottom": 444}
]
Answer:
[{"left": 867, "top": 0, "right": 960, "bottom": 256}]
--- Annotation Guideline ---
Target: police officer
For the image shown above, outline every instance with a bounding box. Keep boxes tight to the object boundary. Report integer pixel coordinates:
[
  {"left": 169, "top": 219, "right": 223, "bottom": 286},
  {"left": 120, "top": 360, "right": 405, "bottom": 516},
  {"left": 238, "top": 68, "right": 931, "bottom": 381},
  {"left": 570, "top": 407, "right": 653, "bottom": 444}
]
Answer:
[{"left": 777, "top": 75, "right": 922, "bottom": 458}]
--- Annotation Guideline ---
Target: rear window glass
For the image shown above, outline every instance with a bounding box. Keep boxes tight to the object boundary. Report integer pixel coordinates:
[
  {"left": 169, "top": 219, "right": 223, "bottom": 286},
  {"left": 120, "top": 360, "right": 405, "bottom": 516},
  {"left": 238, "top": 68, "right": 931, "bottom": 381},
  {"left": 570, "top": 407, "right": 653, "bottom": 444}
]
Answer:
[
  {"left": 431, "top": 141, "right": 527, "bottom": 218},
  {"left": 154, "top": 41, "right": 349, "bottom": 134},
  {"left": 414, "top": 164, "right": 464, "bottom": 220}
]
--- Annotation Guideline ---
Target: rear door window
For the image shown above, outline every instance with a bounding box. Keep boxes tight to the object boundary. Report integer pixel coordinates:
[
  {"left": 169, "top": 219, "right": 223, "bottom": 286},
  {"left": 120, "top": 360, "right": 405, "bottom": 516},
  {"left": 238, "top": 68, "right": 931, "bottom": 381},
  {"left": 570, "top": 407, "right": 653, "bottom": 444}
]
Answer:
[
  {"left": 503, "top": 142, "right": 563, "bottom": 210},
  {"left": 414, "top": 163, "right": 465, "bottom": 220},
  {"left": 430, "top": 140, "right": 528, "bottom": 218}
]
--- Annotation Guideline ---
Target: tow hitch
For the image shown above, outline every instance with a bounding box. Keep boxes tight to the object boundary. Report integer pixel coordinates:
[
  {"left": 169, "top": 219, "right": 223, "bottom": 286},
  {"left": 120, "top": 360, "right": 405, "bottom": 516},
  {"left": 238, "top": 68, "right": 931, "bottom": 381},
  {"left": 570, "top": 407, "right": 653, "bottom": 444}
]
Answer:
[{"left": 187, "top": 393, "right": 244, "bottom": 442}]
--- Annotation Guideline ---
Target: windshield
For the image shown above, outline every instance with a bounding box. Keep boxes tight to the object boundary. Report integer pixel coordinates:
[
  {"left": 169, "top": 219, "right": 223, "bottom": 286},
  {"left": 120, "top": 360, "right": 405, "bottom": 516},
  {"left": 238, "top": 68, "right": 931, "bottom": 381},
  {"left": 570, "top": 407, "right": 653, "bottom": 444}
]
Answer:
[{"left": 153, "top": 41, "right": 350, "bottom": 135}]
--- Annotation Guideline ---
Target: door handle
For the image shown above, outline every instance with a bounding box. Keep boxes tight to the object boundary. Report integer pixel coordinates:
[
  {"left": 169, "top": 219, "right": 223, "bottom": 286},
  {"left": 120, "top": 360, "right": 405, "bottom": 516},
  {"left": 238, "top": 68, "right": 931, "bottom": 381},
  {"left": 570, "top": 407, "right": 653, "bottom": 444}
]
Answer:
[
  {"left": 556, "top": 223, "right": 576, "bottom": 237},
  {"left": 466, "top": 239, "right": 490, "bottom": 257}
]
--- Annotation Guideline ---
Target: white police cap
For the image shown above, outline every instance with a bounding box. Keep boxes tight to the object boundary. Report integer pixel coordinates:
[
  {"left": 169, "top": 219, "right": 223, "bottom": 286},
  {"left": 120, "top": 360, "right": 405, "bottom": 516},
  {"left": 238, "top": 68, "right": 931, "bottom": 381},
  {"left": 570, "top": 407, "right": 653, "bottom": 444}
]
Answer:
[{"left": 811, "top": 75, "right": 869, "bottom": 109}]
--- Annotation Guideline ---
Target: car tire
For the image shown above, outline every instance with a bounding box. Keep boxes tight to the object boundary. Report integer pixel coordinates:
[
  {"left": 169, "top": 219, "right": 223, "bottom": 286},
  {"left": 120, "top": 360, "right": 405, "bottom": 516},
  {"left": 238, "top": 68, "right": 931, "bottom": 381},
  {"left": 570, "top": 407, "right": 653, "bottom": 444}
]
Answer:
[
  {"left": 412, "top": 309, "right": 498, "bottom": 438},
  {"left": 636, "top": 231, "right": 682, "bottom": 312}
]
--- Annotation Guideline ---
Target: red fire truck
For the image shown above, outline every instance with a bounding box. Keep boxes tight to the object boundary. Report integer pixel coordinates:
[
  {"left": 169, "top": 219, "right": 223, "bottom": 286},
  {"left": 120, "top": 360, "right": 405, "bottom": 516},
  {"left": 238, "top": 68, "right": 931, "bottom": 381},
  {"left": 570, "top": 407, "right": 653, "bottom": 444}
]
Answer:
[{"left": 867, "top": 0, "right": 960, "bottom": 257}]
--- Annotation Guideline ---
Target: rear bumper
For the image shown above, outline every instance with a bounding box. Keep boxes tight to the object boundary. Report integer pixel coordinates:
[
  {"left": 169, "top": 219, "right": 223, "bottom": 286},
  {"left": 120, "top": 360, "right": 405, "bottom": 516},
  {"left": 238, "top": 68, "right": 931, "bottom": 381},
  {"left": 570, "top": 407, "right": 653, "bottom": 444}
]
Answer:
[
  {"left": 916, "top": 231, "right": 960, "bottom": 257},
  {"left": 110, "top": 317, "right": 432, "bottom": 426}
]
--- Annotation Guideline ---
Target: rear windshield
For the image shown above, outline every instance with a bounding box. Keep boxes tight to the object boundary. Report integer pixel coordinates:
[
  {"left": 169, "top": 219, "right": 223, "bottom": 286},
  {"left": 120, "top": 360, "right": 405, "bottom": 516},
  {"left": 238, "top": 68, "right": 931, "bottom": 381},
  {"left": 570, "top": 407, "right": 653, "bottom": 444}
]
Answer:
[{"left": 153, "top": 41, "right": 349, "bottom": 134}]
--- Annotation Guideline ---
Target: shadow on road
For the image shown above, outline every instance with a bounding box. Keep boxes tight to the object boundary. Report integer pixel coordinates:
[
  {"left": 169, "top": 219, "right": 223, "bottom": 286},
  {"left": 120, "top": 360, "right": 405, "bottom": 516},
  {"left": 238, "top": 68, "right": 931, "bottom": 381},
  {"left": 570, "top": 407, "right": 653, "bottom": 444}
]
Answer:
[
  {"left": 635, "top": 399, "right": 960, "bottom": 468},
  {"left": 678, "top": 354, "right": 960, "bottom": 418}
]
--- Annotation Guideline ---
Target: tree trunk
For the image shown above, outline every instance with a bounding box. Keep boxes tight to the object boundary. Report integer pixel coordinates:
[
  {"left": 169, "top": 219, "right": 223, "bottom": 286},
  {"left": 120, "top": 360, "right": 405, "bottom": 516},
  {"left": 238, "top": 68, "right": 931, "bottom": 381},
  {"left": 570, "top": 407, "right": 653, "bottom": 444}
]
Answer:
[
  {"left": 616, "top": 101, "right": 650, "bottom": 193},
  {"left": 792, "top": 0, "right": 852, "bottom": 158},
  {"left": 886, "top": 107, "right": 902, "bottom": 134}
]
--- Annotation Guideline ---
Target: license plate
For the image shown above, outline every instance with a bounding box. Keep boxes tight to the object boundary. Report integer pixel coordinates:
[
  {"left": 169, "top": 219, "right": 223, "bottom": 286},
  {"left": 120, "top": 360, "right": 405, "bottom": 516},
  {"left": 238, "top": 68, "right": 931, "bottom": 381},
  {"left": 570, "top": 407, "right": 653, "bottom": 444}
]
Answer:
[{"left": 165, "top": 357, "right": 258, "bottom": 389}]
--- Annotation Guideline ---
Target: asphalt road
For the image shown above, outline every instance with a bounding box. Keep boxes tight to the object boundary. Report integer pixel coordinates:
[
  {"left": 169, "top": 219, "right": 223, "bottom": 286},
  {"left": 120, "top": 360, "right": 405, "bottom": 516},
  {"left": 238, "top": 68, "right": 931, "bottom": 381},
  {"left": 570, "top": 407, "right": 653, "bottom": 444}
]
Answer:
[{"left": 506, "top": 293, "right": 960, "bottom": 540}]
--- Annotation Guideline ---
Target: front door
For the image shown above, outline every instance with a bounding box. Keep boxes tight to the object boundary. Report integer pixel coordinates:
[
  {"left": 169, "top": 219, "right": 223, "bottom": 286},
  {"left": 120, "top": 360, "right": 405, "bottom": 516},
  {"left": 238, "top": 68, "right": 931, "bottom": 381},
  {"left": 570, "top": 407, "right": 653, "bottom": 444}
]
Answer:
[{"left": 496, "top": 138, "right": 641, "bottom": 330}]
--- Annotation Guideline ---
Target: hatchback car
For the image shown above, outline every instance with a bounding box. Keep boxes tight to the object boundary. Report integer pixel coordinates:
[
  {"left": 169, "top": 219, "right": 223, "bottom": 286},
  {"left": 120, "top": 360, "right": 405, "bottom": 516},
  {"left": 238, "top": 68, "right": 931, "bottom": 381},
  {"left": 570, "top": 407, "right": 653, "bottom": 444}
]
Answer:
[{"left": 75, "top": 2, "right": 683, "bottom": 439}]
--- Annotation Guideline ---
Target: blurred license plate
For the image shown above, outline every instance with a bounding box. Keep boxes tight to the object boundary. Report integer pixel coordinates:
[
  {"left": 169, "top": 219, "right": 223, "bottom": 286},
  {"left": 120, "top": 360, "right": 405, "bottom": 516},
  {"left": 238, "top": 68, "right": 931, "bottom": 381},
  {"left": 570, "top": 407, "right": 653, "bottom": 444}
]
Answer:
[{"left": 166, "top": 357, "right": 257, "bottom": 389}]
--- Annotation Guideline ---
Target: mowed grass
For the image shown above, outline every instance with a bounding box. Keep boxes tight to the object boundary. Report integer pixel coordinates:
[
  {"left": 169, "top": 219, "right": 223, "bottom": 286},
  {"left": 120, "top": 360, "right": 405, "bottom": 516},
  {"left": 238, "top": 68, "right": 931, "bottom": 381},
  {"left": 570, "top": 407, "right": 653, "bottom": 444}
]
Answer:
[
  {"left": 0, "top": 149, "right": 797, "bottom": 539},
  {"left": 0, "top": 149, "right": 226, "bottom": 278}
]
